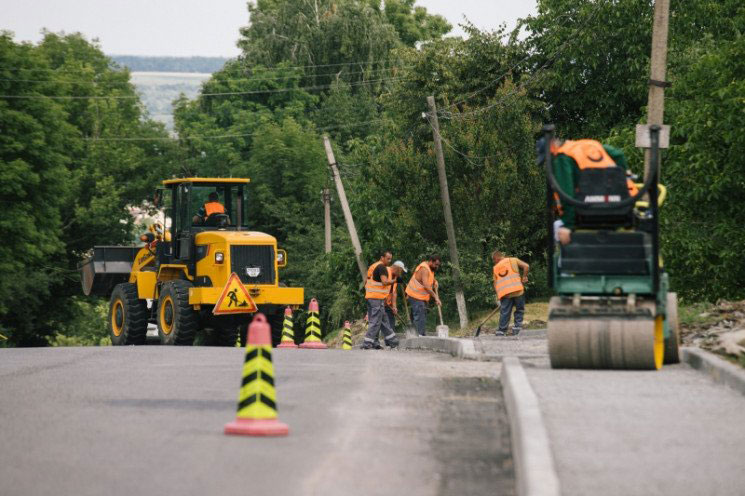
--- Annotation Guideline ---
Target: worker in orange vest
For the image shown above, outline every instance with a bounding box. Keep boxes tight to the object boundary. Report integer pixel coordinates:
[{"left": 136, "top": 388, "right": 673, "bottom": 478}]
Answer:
[
  {"left": 492, "top": 250, "right": 529, "bottom": 336},
  {"left": 362, "top": 251, "right": 399, "bottom": 349},
  {"left": 384, "top": 260, "right": 408, "bottom": 333},
  {"left": 537, "top": 137, "right": 638, "bottom": 245},
  {"left": 193, "top": 191, "right": 227, "bottom": 225},
  {"left": 406, "top": 254, "right": 442, "bottom": 336}
]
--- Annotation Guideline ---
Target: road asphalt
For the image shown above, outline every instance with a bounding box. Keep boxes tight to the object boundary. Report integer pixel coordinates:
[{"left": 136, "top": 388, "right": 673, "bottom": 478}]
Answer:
[
  {"left": 477, "top": 333, "right": 745, "bottom": 496},
  {"left": 0, "top": 346, "right": 514, "bottom": 496}
]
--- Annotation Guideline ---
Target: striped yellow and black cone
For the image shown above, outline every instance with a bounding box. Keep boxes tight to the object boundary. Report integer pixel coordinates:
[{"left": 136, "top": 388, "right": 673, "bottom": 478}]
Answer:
[
  {"left": 277, "top": 307, "right": 298, "bottom": 349},
  {"left": 299, "top": 298, "right": 327, "bottom": 349},
  {"left": 342, "top": 321, "right": 353, "bottom": 350},
  {"left": 224, "top": 313, "right": 289, "bottom": 436}
]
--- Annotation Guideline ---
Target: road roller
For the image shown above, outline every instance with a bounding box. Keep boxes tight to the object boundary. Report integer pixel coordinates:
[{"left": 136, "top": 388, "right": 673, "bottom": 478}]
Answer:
[{"left": 542, "top": 124, "right": 680, "bottom": 370}]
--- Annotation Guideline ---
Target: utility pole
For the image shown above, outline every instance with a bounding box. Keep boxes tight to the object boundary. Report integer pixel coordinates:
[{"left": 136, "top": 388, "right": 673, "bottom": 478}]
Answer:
[
  {"left": 322, "top": 188, "right": 332, "bottom": 253},
  {"left": 322, "top": 135, "right": 367, "bottom": 285},
  {"left": 426, "top": 96, "right": 469, "bottom": 329},
  {"left": 642, "top": 0, "right": 671, "bottom": 179}
]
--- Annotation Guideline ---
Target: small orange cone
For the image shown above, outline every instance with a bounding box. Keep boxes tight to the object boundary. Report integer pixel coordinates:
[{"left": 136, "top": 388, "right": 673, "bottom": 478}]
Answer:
[
  {"left": 277, "top": 307, "right": 298, "bottom": 349},
  {"left": 299, "top": 298, "right": 327, "bottom": 349},
  {"left": 224, "top": 314, "right": 289, "bottom": 436},
  {"left": 342, "top": 321, "right": 353, "bottom": 350}
]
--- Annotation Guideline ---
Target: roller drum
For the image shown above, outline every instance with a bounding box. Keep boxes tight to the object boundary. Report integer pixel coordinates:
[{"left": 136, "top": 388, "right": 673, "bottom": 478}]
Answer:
[{"left": 548, "top": 297, "right": 663, "bottom": 370}]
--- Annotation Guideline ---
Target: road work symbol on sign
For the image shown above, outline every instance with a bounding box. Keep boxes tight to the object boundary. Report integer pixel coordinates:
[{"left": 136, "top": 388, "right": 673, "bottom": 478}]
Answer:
[{"left": 213, "top": 273, "right": 258, "bottom": 315}]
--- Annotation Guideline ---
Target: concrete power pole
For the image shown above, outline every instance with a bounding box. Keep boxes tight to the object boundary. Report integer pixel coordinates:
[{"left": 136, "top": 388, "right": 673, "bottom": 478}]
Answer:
[
  {"left": 426, "top": 96, "right": 469, "bottom": 329},
  {"left": 643, "top": 0, "right": 671, "bottom": 179},
  {"left": 322, "top": 188, "right": 332, "bottom": 253},
  {"left": 322, "top": 135, "right": 367, "bottom": 285}
]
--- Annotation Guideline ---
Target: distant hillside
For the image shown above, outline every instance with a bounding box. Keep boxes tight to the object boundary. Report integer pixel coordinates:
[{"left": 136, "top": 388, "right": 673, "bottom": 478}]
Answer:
[
  {"left": 129, "top": 72, "right": 211, "bottom": 130},
  {"left": 110, "top": 55, "right": 228, "bottom": 73}
]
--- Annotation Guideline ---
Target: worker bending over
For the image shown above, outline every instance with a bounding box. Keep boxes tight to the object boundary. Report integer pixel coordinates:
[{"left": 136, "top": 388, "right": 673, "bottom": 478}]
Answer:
[
  {"left": 406, "top": 254, "right": 442, "bottom": 336},
  {"left": 492, "top": 250, "right": 529, "bottom": 336},
  {"left": 384, "top": 260, "right": 408, "bottom": 334},
  {"left": 362, "top": 251, "right": 399, "bottom": 349}
]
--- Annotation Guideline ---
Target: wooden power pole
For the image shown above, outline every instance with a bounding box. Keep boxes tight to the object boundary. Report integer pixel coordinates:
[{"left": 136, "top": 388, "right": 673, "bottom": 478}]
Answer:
[
  {"left": 322, "top": 188, "right": 332, "bottom": 253},
  {"left": 426, "top": 96, "right": 469, "bottom": 329},
  {"left": 642, "top": 0, "right": 671, "bottom": 179},
  {"left": 322, "top": 135, "right": 367, "bottom": 285}
]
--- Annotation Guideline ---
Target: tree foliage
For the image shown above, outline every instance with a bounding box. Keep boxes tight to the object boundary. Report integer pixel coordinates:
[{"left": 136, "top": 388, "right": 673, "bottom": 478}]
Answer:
[
  {"left": 0, "top": 32, "right": 173, "bottom": 345},
  {"left": 4, "top": 0, "right": 744, "bottom": 345}
]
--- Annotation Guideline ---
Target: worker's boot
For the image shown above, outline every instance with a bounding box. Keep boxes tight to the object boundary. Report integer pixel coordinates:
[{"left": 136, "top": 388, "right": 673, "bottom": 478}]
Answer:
[
  {"left": 510, "top": 327, "right": 522, "bottom": 336},
  {"left": 495, "top": 328, "right": 507, "bottom": 336}
]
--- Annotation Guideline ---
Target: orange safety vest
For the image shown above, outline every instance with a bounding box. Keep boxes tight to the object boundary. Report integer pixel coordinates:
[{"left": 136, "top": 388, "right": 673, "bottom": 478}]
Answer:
[
  {"left": 494, "top": 258, "right": 524, "bottom": 299},
  {"left": 365, "top": 261, "right": 389, "bottom": 300},
  {"left": 553, "top": 139, "right": 638, "bottom": 205},
  {"left": 555, "top": 140, "right": 616, "bottom": 169},
  {"left": 204, "top": 201, "right": 226, "bottom": 217},
  {"left": 406, "top": 262, "right": 435, "bottom": 302},
  {"left": 385, "top": 267, "right": 397, "bottom": 307}
]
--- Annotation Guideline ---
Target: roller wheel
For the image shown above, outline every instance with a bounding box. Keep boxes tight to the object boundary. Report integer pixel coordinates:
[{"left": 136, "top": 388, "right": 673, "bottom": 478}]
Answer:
[
  {"left": 548, "top": 297, "right": 664, "bottom": 370},
  {"left": 108, "top": 283, "right": 148, "bottom": 345},
  {"left": 663, "top": 292, "right": 680, "bottom": 364},
  {"left": 157, "top": 280, "right": 198, "bottom": 345}
]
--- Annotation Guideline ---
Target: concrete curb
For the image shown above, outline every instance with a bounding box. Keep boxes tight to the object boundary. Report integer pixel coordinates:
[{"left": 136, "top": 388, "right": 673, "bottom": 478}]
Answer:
[
  {"left": 501, "top": 357, "right": 561, "bottom": 496},
  {"left": 400, "top": 336, "right": 479, "bottom": 360},
  {"left": 681, "top": 347, "right": 745, "bottom": 396}
]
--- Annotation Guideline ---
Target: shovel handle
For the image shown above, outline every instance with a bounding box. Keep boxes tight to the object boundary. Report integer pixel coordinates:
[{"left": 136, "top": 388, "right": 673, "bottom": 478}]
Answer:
[{"left": 434, "top": 284, "right": 444, "bottom": 325}]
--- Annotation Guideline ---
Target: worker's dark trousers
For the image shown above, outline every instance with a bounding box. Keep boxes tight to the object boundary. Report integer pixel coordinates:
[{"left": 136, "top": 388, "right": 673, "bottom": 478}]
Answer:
[
  {"left": 385, "top": 306, "right": 396, "bottom": 333},
  {"left": 408, "top": 297, "right": 428, "bottom": 336},
  {"left": 499, "top": 295, "right": 525, "bottom": 333},
  {"left": 364, "top": 298, "right": 396, "bottom": 345}
]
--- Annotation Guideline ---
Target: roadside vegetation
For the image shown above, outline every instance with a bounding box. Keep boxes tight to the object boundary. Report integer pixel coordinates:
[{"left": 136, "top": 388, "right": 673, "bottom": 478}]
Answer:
[{"left": 1, "top": 0, "right": 744, "bottom": 348}]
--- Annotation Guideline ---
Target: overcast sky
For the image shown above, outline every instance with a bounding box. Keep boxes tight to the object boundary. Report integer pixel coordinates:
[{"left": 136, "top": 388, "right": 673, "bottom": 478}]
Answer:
[{"left": 5, "top": 0, "right": 537, "bottom": 58}]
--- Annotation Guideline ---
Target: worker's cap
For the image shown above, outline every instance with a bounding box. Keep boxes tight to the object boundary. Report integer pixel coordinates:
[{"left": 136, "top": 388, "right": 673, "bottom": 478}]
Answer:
[{"left": 393, "top": 260, "right": 408, "bottom": 273}]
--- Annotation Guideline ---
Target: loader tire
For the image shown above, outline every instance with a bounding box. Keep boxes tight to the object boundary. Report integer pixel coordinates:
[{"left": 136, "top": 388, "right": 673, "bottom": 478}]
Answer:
[
  {"left": 237, "top": 313, "right": 284, "bottom": 347},
  {"left": 109, "top": 283, "right": 148, "bottom": 346},
  {"left": 664, "top": 292, "right": 681, "bottom": 364},
  {"left": 157, "top": 280, "right": 198, "bottom": 345},
  {"left": 270, "top": 312, "right": 287, "bottom": 347},
  {"left": 216, "top": 324, "right": 239, "bottom": 347}
]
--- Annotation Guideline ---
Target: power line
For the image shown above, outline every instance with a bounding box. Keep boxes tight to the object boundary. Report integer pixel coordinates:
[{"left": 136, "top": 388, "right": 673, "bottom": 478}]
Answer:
[
  {"left": 0, "top": 65, "right": 413, "bottom": 86},
  {"left": 0, "top": 57, "right": 406, "bottom": 75},
  {"left": 83, "top": 117, "right": 391, "bottom": 142},
  {"left": 0, "top": 76, "right": 410, "bottom": 100}
]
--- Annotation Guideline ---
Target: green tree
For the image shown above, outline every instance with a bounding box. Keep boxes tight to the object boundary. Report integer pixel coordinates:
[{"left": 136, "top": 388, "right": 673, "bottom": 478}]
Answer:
[{"left": 0, "top": 32, "right": 174, "bottom": 345}]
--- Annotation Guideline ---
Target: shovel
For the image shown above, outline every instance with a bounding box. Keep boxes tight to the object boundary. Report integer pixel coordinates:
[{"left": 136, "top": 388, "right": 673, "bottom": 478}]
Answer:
[
  {"left": 434, "top": 286, "right": 449, "bottom": 338},
  {"left": 393, "top": 309, "right": 417, "bottom": 339},
  {"left": 475, "top": 302, "right": 501, "bottom": 337}
]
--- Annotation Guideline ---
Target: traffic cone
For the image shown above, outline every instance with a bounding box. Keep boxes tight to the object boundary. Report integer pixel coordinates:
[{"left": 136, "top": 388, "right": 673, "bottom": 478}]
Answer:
[
  {"left": 224, "top": 313, "right": 289, "bottom": 436},
  {"left": 342, "top": 321, "right": 353, "bottom": 350},
  {"left": 299, "top": 298, "right": 327, "bottom": 349},
  {"left": 277, "top": 307, "right": 298, "bottom": 349}
]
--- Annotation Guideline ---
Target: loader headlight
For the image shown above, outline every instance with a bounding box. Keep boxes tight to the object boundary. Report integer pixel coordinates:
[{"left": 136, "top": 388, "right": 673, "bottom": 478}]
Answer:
[
  {"left": 277, "top": 249, "right": 287, "bottom": 268},
  {"left": 215, "top": 251, "right": 224, "bottom": 264}
]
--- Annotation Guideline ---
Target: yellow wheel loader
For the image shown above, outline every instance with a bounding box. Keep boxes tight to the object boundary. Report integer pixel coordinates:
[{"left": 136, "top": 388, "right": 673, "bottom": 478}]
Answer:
[{"left": 79, "top": 178, "right": 304, "bottom": 346}]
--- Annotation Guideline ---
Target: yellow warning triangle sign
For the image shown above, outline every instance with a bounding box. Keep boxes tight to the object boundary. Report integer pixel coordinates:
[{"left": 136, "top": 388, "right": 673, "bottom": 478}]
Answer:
[{"left": 213, "top": 273, "right": 258, "bottom": 315}]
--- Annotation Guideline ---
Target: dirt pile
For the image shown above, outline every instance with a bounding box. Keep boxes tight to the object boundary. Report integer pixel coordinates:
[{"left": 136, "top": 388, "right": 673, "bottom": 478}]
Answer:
[
  {"left": 681, "top": 300, "right": 745, "bottom": 358},
  {"left": 326, "top": 319, "right": 368, "bottom": 348}
]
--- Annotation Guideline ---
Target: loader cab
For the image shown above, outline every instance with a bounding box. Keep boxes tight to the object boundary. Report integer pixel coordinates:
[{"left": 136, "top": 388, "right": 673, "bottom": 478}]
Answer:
[{"left": 160, "top": 178, "right": 250, "bottom": 265}]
